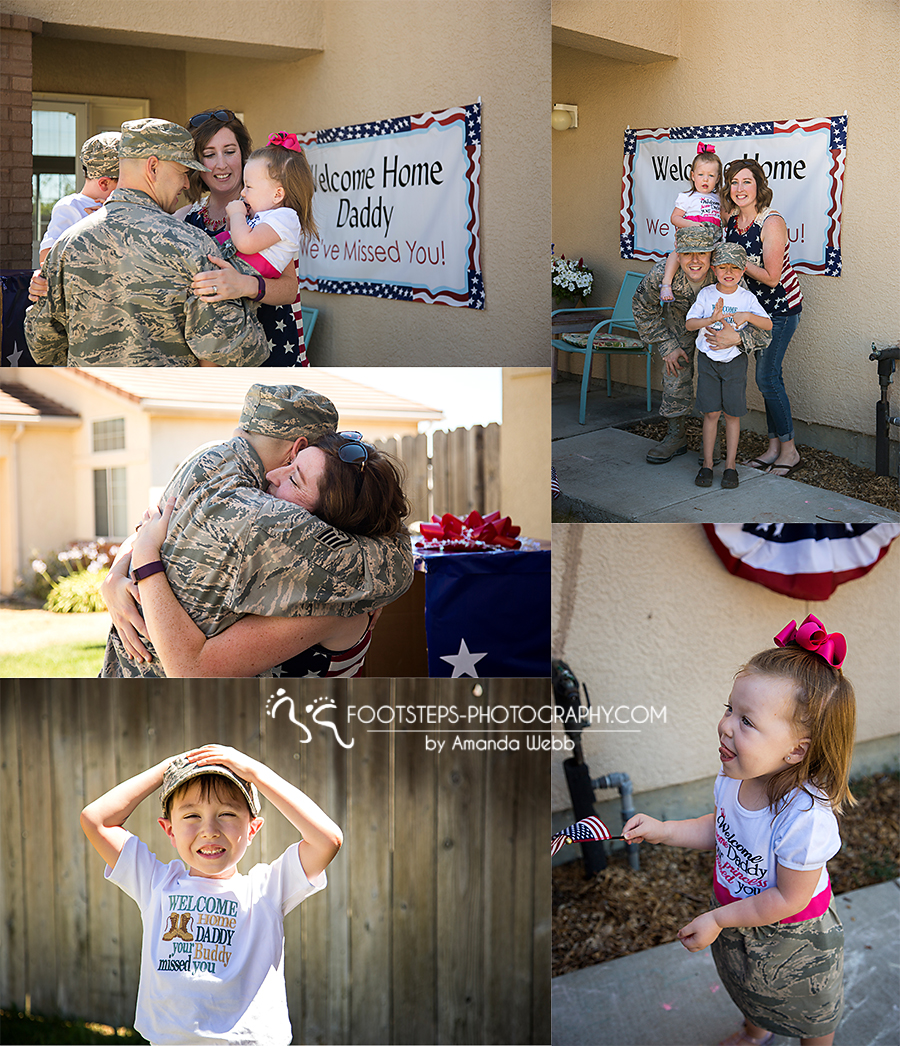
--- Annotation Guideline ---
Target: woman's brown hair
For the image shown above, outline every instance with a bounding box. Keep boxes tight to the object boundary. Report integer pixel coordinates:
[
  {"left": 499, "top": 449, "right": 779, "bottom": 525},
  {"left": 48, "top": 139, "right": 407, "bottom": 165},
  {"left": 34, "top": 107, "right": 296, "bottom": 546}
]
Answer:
[
  {"left": 312, "top": 432, "right": 409, "bottom": 538},
  {"left": 185, "top": 108, "right": 253, "bottom": 203},
  {"left": 249, "top": 145, "right": 319, "bottom": 240},
  {"left": 738, "top": 645, "right": 857, "bottom": 816},
  {"left": 723, "top": 157, "right": 774, "bottom": 213}
]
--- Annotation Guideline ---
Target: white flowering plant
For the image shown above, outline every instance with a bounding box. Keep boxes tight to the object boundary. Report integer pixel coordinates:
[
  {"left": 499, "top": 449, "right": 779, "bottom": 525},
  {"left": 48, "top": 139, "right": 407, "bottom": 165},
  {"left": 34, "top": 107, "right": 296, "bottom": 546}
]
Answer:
[
  {"left": 551, "top": 251, "right": 594, "bottom": 306},
  {"left": 27, "top": 540, "right": 118, "bottom": 612}
]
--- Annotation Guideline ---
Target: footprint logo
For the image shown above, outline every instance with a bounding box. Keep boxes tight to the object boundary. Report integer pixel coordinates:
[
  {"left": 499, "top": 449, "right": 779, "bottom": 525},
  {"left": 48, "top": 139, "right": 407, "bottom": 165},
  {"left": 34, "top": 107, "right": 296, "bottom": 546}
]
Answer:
[
  {"left": 306, "top": 696, "right": 354, "bottom": 749},
  {"left": 265, "top": 689, "right": 312, "bottom": 743}
]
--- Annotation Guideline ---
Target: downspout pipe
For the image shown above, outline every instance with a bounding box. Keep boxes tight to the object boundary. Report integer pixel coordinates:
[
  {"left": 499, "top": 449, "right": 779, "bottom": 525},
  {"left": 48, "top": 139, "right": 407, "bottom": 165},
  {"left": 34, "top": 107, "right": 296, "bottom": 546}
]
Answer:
[{"left": 593, "top": 772, "right": 640, "bottom": 871}]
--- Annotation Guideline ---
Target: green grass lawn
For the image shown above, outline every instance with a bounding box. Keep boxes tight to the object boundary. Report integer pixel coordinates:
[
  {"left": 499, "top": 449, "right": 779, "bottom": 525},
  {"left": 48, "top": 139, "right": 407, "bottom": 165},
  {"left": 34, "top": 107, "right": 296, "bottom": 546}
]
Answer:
[
  {"left": 1, "top": 1008, "right": 147, "bottom": 1045},
  {"left": 0, "top": 640, "right": 106, "bottom": 678}
]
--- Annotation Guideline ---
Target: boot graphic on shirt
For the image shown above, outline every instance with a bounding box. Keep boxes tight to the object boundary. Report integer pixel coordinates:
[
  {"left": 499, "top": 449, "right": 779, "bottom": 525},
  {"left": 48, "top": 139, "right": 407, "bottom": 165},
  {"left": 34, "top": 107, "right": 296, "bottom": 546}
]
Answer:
[{"left": 161, "top": 912, "right": 194, "bottom": 942}]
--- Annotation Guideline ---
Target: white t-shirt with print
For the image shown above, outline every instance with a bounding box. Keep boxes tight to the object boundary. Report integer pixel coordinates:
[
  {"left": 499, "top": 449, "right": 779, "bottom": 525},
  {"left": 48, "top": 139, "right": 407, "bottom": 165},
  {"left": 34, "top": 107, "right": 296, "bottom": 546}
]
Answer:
[
  {"left": 713, "top": 771, "right": 840, "bottom": 904},
  {"left": 687, "top": 283, "right": 770, "bottom": 362},
  {"left": 247, "top": 207, "right": 302, "bottom": 273},
  {"left": 674, "top": 189, "right": 721, "bottom": 225},
  {"left": 39, "top": 192, "right": 105, "bottom": 251},
  {"left": 107, "top": 832, "right": 325, "bottom": 1046}
]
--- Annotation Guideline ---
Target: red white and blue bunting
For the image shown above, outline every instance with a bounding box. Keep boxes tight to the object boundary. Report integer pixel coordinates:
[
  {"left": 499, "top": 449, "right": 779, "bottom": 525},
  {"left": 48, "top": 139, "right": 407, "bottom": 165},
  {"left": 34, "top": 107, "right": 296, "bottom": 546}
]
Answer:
[
  {"left": 703, "top": 524, "right": 899, "bottom": 601},
  {"left": 621, "top": 116, "right": 846, "bottom": 275},
  {"left": 296, "top": 101, "right": 483, "bottom": 308}
]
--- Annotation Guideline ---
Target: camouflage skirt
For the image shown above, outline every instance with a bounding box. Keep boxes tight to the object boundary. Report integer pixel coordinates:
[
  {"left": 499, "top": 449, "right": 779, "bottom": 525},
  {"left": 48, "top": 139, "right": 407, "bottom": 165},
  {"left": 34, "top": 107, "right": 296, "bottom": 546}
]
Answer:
[{"left": 710, "top": 895, "right": 844, "bottom": 1038}]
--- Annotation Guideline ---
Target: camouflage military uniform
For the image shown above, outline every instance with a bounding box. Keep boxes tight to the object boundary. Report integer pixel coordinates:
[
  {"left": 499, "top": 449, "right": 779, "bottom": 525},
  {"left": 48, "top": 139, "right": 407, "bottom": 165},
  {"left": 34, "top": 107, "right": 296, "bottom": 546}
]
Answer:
[
  {"left": 24, "top": 187, "right": 269, "bottom": 367},
  {"left": 632, "top": 260, "right": 771, "bottom": 418},
  {"left": 102, "top": 386, "right": 413, "bottom": 677}
]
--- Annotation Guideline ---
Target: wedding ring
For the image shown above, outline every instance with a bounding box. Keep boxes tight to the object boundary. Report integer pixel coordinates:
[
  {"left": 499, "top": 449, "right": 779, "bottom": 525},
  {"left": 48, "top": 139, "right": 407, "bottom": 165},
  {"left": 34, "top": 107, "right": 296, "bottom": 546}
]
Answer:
[{"left": 212, "top": 286, "right": 217, "bottom": 295}]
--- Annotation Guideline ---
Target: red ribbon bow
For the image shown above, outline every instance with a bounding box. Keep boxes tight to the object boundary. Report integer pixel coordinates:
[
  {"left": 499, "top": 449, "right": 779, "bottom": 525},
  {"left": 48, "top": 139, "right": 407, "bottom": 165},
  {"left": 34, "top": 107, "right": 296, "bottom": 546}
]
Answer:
[
  {"left": 697, "top": 142, "right": 714, "bottom": 154},
  {"left": 416, "top": 510, "right": 522, "bottom": 552},
  {"left": 268, "top": 131, "right": 303, "bottom": 153},
  {"left": 774, "top": 614, "right": 847, "bottom": 669}
]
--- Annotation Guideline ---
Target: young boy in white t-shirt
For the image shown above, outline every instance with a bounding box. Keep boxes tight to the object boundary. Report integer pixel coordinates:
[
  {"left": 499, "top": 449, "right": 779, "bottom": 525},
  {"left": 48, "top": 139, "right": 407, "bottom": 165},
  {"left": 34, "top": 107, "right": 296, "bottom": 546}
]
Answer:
[
  {"left": 686, "top": 242, "right": 772, "bottom": 490},
  {"left": 81, "top": 744, "right": 342, "bottom": 1046},
  {"left": 38, "top": 131, "right": 121, "bottom": 263}
]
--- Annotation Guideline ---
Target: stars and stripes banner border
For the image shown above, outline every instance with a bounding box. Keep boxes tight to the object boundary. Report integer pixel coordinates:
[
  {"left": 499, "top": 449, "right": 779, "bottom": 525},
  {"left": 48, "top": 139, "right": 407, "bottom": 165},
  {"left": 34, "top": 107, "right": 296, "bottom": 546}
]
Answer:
[
  {"left": 703, "top": 523, "right": 899, "bottom": 601},
  {"left": 621, "top": 115, "right": 846, "bottom": 276},
  {"left": 296, "top": 101, "right": 484, "bottom": 309}
]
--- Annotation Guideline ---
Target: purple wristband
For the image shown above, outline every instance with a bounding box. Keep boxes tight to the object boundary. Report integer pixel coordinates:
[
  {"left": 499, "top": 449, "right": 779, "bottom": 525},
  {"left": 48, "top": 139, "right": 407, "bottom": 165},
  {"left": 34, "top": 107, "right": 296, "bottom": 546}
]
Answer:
[{"left": 253, "top": 274, "right": 266, "bottom": 302}]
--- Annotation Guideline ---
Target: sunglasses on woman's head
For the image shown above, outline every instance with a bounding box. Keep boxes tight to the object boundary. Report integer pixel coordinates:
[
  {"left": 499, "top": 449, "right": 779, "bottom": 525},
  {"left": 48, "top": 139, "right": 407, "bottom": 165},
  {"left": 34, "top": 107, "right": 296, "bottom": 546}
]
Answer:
[
  {"left": 337, "top": 431, "right": 368, "bottom": 470},
  {"left": 189, "top": 109, "right": 236, "bottom": 128}
]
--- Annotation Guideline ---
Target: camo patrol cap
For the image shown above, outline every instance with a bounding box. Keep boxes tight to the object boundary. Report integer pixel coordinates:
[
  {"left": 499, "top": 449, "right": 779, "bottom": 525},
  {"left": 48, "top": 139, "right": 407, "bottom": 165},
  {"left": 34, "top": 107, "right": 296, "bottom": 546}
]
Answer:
[
  {"left": 80, "top": 131, "right": 121, "bottom": 179},
  {"left": 119, "top": 118, "right": 209, "bottom": 171},
  {"left": 240, "top": 383, "right": 339, "bottom": 441},
  {"left": 674, "top": 224, "right": 721, "bottom": 253},
  {"left": 712, "top": 242, "right": 748, "bottom": 268},
  {"left": 160, "top": 753, "right": 260, "bottom": 817}
]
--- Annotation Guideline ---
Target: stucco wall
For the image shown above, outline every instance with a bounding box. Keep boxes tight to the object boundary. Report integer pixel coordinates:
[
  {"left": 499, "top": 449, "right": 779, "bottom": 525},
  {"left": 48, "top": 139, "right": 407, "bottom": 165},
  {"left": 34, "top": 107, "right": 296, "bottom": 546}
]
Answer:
[
  {"left": 500, "top": 368, "right": 551, "bottom": 541},
  {"left": 552, "top": 0, "right": 900, "bottom": 445},
  {"left": 0, "top": 421, "right": 79, "bottom": 579},
  {"left": 550, "top": 522, "right": 900, "bottom": 813},
  {"left": 33, "top": 36, "right": 187, "bottom": 119},
  {"left": 3, "top": 0, "right": 323, "bottom": 59}
]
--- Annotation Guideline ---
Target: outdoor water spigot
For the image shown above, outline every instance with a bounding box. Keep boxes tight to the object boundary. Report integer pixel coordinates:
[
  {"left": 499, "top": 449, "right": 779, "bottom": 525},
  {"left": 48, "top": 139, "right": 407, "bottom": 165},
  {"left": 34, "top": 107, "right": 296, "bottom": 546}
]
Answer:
[
  {"left": 869, "top": 344, "right": 900, "bottom": 476},
  {"left": 552, "top": 658, "right": 590, "bottom": 751}
]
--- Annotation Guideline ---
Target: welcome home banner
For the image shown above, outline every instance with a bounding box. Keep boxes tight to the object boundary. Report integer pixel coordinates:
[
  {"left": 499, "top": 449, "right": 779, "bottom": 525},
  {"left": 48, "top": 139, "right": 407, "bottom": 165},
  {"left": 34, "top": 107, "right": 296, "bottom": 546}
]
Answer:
[
  {"left": 620, "top": 116, "right": 847, "bottom": 275},
  {"left": 296, "top": 101, "right": 483, "bottom": 308}
]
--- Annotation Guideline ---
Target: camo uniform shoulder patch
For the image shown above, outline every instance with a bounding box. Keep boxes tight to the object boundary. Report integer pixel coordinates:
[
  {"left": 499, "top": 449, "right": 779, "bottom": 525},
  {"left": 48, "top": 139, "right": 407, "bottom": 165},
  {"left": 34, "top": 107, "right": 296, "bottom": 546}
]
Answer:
[{"left": 316, "top": 527, "right": 355, "bottom": 552}]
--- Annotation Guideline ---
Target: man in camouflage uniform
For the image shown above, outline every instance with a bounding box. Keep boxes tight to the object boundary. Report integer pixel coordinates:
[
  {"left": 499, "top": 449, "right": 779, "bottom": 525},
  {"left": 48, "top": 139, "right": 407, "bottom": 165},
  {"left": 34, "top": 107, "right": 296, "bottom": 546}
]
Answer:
[
  {"left": 25, "top": 118, "right": 269, "bottom": 367},
  {"left": 101, "top": 384, "right": 414, "bottom": 677},
  {"left": 631, "top": 224, "right": 771, "bottom": 463}
]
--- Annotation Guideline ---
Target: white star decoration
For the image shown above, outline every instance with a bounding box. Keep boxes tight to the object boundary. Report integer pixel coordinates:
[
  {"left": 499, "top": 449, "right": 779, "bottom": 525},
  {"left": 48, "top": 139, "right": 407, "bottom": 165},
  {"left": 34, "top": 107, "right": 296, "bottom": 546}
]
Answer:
[{"left": 440, "top": 639, "right": 488, "bottom": 678}]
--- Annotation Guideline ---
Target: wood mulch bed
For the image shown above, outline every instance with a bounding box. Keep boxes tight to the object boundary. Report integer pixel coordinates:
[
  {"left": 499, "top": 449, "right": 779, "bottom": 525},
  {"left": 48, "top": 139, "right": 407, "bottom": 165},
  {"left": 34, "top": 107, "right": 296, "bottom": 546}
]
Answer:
[
  {"left": 552, "top": 771, "right": 899, "bottom": 977},
  {"left": 624, "top": 418, "right": 899, "bottom": 513}
]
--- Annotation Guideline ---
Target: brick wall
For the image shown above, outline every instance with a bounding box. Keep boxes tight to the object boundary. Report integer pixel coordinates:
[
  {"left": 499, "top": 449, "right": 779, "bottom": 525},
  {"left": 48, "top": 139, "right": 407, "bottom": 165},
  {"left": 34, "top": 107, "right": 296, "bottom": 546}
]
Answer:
[{"left": 0, "top": 13, "right": 41, "bottom": 270}]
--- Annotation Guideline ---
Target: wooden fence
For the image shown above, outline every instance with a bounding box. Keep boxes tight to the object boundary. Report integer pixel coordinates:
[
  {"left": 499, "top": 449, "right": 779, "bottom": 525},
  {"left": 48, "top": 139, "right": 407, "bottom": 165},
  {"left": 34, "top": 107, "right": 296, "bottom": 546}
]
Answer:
[
  {"left": 1, "top": 677, "right": 550, "bottom": 1045},
  {"left": 374, "top": 423, "right": 501, "bottom": 525}
]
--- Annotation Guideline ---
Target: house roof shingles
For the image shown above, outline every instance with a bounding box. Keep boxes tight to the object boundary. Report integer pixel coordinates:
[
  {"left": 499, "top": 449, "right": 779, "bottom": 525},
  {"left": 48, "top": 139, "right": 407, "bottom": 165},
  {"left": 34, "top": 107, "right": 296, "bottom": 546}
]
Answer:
[{"left": 0, "top": 383, "right": 81, "bottom": 419}]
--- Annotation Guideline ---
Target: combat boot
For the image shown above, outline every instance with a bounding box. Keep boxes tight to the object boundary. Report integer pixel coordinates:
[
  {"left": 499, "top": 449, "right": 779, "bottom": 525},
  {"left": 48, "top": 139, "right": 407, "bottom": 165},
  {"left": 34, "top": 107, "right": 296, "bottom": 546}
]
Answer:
[{"left": 646, "top": 417, "right": 687, "bottom": 464}]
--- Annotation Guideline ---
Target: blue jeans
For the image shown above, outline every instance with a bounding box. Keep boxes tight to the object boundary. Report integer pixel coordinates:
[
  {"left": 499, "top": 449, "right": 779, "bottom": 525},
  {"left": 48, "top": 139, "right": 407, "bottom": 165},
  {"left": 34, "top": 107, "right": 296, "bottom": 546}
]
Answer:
[{"left": 755, "top": 312, "right": 800, "bottom": 442}]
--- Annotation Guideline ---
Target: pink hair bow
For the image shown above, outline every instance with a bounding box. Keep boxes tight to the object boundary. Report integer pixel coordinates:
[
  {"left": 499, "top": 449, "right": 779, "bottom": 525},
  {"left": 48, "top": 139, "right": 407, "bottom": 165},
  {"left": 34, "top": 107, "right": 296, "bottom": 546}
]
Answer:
[
  {"left": 697, "top": 142, "right": 715, "bottom": 154},
  {"left": 774, "top": 614, "right": 847, "bottom": 669},
  {"left": 268, "top": 131, "right": 303, "bottom": 153}
]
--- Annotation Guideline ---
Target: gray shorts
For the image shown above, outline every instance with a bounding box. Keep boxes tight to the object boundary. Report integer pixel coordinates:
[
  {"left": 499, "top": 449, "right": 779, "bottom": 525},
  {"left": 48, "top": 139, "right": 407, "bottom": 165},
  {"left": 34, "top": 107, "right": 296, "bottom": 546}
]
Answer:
[{"left": 696, "top": 351, "right": 748, "bottom": 416}]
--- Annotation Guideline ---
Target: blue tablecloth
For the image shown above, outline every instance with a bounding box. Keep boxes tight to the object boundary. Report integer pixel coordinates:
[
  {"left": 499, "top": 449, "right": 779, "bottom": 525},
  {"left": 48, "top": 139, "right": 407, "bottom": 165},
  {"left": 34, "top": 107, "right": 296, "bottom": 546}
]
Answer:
[{"left": 417, "top": 548, "right": 550, "bottom": 677}]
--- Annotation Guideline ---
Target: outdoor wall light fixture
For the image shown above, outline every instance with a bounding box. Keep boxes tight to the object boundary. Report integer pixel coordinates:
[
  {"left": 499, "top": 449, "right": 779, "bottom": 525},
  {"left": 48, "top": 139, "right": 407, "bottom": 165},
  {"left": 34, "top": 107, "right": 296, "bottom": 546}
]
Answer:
[{"left": 552, "top": 104, "right": 578, "bottom": 131}]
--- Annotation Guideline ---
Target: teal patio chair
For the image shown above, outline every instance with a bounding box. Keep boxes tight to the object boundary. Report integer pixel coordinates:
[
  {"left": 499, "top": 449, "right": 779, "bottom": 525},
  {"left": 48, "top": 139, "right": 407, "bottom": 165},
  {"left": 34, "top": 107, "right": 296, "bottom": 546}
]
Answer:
[
  {"left": 551, "top": 270, "right": 652, "bottom": 423},
  {"left": 301, "top": 306, "right": 318, "bottom": 347}
]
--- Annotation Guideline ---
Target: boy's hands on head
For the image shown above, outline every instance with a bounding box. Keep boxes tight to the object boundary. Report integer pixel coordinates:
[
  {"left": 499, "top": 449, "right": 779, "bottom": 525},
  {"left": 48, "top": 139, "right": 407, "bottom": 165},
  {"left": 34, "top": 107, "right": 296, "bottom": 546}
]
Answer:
[{"left": 185, "top": 744, "right": 260, "bottom": 783}]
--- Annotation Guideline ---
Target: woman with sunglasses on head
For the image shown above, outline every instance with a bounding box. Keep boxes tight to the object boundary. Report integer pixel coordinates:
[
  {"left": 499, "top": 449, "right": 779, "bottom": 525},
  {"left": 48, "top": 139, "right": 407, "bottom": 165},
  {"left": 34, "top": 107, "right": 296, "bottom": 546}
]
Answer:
[
  {"left": 177, "top": 108, "right": 313, "bottom": 366},
  {"left": 723, "top": 157, "right": 804, "bottom": 478},
  {"left": 126, "top": 431, "right": 409, "bottom": 678}
]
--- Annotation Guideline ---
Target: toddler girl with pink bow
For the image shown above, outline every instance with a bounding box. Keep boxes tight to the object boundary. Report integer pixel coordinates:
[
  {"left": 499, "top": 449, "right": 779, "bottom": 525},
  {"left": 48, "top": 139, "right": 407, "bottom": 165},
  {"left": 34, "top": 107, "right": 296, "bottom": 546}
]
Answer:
[
  {"left": 624, "top": 614, "right": 854, "bottom": 1046},
  {"left": 660, "top": 142, "right": 725, "bottom": 302},
  {"left": 222, "top": 132, "right": 318, "bottom": 283}
]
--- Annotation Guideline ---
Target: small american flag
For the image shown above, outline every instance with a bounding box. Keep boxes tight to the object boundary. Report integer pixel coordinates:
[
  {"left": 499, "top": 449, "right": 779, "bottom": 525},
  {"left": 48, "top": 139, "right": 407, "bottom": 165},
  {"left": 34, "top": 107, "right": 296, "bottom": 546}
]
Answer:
[{"left": 551, "top": 816, "right": 614, "bottom": 857}]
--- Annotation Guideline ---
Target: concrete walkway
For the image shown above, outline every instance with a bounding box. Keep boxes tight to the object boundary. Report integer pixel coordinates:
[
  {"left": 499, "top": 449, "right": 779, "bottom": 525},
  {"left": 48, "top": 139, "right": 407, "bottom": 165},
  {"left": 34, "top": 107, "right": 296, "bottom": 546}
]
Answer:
[
  {"left": 551, "top": 879, "right": 900, "bottom": 1046},
  {"left": 552, "top": 380, "right": 900, "bottom": 524}
]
